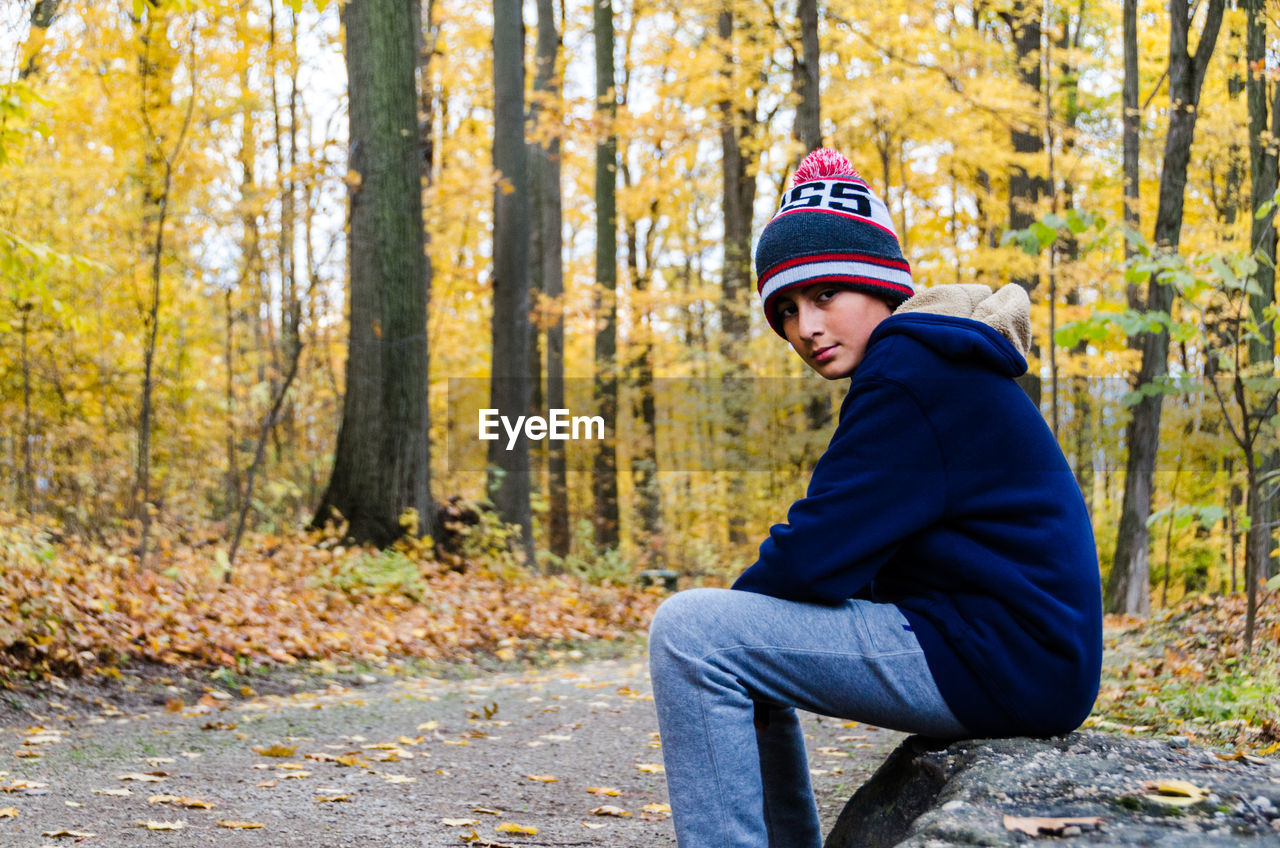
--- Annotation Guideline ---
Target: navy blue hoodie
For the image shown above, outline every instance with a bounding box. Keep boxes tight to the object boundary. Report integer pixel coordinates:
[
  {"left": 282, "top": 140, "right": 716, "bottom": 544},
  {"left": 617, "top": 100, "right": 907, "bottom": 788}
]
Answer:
[{"left": 732, "top": 299, "right": 1103, "bottom": 738}]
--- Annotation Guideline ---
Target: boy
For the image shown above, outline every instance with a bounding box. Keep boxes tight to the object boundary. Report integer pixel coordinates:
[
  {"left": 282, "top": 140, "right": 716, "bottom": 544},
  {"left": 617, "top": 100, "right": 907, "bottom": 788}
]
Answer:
[{"left": 647, "top": 149, "right": 1102, "bottom": 848}]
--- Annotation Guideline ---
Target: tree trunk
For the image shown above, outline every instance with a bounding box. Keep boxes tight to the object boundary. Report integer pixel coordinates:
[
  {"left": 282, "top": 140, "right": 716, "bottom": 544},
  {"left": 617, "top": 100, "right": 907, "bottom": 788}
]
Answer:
[
  {"left": 1246, "top": 0, "right": 1280, "bottom": 581},
  {"left": 223, "top": 288, "right": 241, "bottom": 517},
  {"left": 314, "top": 0, "right": 436, "bottom": 547},
  {"left": 1245, "top": 458, "right": 1264, "bottom": 652},
  {"left": 18, "top": 304, "right": 35, "bottom": 514},
  {"left": 718, "top": 7, "right": 758, "bottom": 546},
  {"left": 1122, "top": 0, "right": 1140, "bottom": 267},
  {"left": 18, "top": 0, "right": 61, "bottom": 79},
  {"left": 593, "top": 0, "right": 620, "bottom": 551},
  {"left": 793, "top": 0, "right": 830, "bottom": 433},
  {"left": 794, "top": 0, "right": 820, "bottom": 155},
  {"left": 718, "top": 10, "right": 756, "bottom": 346},
  {"left": 622, "top": 161, "right": 663, "bottom": 564},
  {"left": 133, "top": 1, "right": 190, "bottom": 570},
  {"left": 532, "top": 0, "right": 570, "bottom": 562},
  {"left": 1002, "top": 0, "right": 1045, "bottom": 405},
  {"left": 1107, "top": 0, "right": 1225, "bottom": 615},
  {"left": 483, "top": 0, "right": 535, "bottom": 560}
]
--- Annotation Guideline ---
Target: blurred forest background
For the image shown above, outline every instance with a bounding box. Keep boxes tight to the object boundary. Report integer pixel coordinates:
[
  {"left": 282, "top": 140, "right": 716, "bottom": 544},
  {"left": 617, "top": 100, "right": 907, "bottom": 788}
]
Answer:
[{"left": 0, "top": 0, "right": 1277, "bottom": 719}]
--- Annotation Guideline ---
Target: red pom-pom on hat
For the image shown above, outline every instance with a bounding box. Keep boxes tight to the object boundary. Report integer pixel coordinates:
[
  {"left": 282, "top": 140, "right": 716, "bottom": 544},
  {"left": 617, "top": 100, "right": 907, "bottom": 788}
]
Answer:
[{"left": 792, "top": 148, "right": 861, "bottom": 185}]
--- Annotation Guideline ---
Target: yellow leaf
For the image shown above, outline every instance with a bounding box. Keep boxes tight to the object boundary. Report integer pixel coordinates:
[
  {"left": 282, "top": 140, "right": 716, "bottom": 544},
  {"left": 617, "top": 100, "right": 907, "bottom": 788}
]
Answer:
[
  {"left": 42, "top": 829, "right": 96, "bottom": 838},
  {"left": 642, "top": 803, "right": 672, "bottom": 813},
  {"left": 92, "top": 788, "right": 131, "bottom": 797},
  {"left": 256, "top": 780, "right": 278, "bottom": 788},
  {"left": 147, "top": 794, "right": 214, "bottom": 809},
  {"left": 496, "top": 822, "right": 538, "bottom": 835},
  {"left": 590, "top": 805, "right": 632, "bottom": 817},
  {"left": 635, "top": 763, "right": 665, "bottom": 773},
  {"left": 473, "top": 807, "right": 502, "bottom": 815},
  {"left": 417, "top": 721, "right": 439, "bottom": 731},
  {"left": 587, "top": 787, "right": 620, "bottom": 796},
  {"left": 1141, "top": 779, "right": 1210, "bottom": 806},
  {"left": 253, "top": 744, "right": 298, "bottom": 757},
  {"left": 0, "top": 807, "right": 16, "bottom": 818},
  {"left": 525, "top": 774, "right": 558, "bottom": 782},
  {"left": 442, "top": 817, "right": 480, "bottom": 826},
  {"left": 217, "top": 820, "right": 264, "bottom": 829},
  {"left": 313, "top": 795, "right": 353, "bottom": 803},
  {"left": 1, "top": 779, "right": 47, "bottom": 792},
  {"left": 137, "top": 819, "right": 185, "bottom": 830},
  {"left": 116, "top": 772, "right": 166, "bottom": 782}
]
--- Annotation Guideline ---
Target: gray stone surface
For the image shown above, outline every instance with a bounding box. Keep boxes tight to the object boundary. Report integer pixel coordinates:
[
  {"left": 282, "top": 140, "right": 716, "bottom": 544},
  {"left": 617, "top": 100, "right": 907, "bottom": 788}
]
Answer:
[{"left": 825, "top": 733, "right": 1280, "bottom": 847}]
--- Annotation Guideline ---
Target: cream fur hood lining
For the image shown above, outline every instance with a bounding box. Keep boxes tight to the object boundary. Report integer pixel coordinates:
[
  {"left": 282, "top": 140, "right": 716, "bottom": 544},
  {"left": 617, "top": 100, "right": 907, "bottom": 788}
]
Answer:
[{"left": 892, "top": 283, "right": 1032, "bottom": 359}]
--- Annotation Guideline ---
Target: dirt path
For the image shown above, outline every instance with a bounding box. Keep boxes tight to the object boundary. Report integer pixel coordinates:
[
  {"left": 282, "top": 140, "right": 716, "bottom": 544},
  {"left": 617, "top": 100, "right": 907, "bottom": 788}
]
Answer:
[{"left": 0, "top": 653, "right": 902, "bottom": 847}]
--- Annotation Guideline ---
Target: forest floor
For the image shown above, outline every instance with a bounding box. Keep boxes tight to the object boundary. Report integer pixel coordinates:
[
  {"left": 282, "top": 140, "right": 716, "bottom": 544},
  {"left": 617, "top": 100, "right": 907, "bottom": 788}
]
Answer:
[
  {"left": 0, "top": 646, "right": 903, "bottom": 848},
  {"left": 1, "top": 516, "right": 1278, "bottom": 845}
]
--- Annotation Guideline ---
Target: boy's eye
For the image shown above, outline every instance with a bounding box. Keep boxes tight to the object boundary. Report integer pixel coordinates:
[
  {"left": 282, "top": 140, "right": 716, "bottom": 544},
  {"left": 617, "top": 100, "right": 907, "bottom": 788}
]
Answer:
[
  {"left": 817, "top": 287, "right": 839, "bottom": 301},
  {"left": 776, "top": 301, "right": 797, "bottom": 319}
]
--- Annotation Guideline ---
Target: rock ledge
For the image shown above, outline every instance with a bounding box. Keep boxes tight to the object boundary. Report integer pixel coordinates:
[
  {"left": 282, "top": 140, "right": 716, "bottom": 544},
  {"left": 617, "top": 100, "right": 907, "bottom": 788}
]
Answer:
[{"left": 825, "top": 732, "right": 1280, "bottom": 847}]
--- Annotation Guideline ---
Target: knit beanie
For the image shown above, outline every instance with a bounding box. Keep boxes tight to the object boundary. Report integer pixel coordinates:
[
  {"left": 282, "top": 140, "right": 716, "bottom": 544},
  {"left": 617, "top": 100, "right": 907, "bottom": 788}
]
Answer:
[{"left": 755, "top": 148, "right": 914, "bottom": 336}]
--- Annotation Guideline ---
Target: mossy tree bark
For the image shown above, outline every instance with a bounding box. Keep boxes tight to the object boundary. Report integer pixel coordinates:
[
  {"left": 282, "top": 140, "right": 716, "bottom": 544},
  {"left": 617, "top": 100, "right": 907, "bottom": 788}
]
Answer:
[{"left": 314, "top": 0, "right": 436, "bottom": 547}]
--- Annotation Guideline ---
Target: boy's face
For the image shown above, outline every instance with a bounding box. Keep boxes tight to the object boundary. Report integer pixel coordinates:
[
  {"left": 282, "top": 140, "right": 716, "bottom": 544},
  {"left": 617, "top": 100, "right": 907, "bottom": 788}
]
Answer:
[{"left": 775, "top": 285, "right": 893, "bottom": 379}]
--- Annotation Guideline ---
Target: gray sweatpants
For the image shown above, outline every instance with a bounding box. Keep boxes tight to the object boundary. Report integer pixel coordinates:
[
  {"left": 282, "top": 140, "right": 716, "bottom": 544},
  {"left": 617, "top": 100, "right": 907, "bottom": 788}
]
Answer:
[{"left": 648, "top": 587, "right": 968, "bottom": 848}]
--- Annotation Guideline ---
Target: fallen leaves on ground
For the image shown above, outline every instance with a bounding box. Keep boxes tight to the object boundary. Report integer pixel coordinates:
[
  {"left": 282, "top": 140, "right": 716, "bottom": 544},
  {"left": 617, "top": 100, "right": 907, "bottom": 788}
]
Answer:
[
  {"left": 1092, "top": 596, "right": 1279, "bottom": 753},
  {"left": 137, "top": 819, "right": 185, "bottom": 830},
  {"left": 590, "top": 804, "right": 631, "bottom": 817},
  {"left": 116, "top": 772, "right": 166, "bottom": 783},
  {"left": 1, "top": 778, "right": 47, "bottom": 792},
  {"left": 494, "top": 822, "right": 538, "bottom": 835},
  {"left": 0, "top": 807, "right": 16, "bottom": 818},
  {"left": 148, "top": 794, "right": 213, "bottom": 809},
  {"left": 0, "top": 513, "right": 660, "bottom": 679},
  {"left": 1141, "top": 779, "right": 1211, "bottom": 806},
  {"left": 460, "top": 831, "right": 522, "bottom": 848},
  {"left": 217, "top": 820, "right": 264, "bottom": 829}
]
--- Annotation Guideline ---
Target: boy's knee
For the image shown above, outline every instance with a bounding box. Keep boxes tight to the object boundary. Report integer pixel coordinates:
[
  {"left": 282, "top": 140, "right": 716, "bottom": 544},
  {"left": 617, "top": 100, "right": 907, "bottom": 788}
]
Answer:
[{"left": 648, "top": 587, "right": 728, "bottom": 660}]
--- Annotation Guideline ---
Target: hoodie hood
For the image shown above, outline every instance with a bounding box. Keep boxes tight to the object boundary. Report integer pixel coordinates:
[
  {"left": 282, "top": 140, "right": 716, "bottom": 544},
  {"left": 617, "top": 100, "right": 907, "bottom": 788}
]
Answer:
[{"left": 869, "top": 283, "right": 1031, "bottom": 377}]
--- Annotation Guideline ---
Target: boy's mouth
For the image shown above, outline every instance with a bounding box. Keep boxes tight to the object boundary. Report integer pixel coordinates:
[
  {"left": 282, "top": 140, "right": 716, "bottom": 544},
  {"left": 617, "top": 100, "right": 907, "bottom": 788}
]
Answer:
[{"left": 812, "top": 344, "right": 838, "bottom": 363}]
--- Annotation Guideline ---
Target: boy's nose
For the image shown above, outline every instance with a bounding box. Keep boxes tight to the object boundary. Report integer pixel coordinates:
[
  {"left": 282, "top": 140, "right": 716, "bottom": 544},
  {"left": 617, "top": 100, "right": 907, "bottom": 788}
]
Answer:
[{"left": 796, "top": 302, "right": 824, "bottom": 339}]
